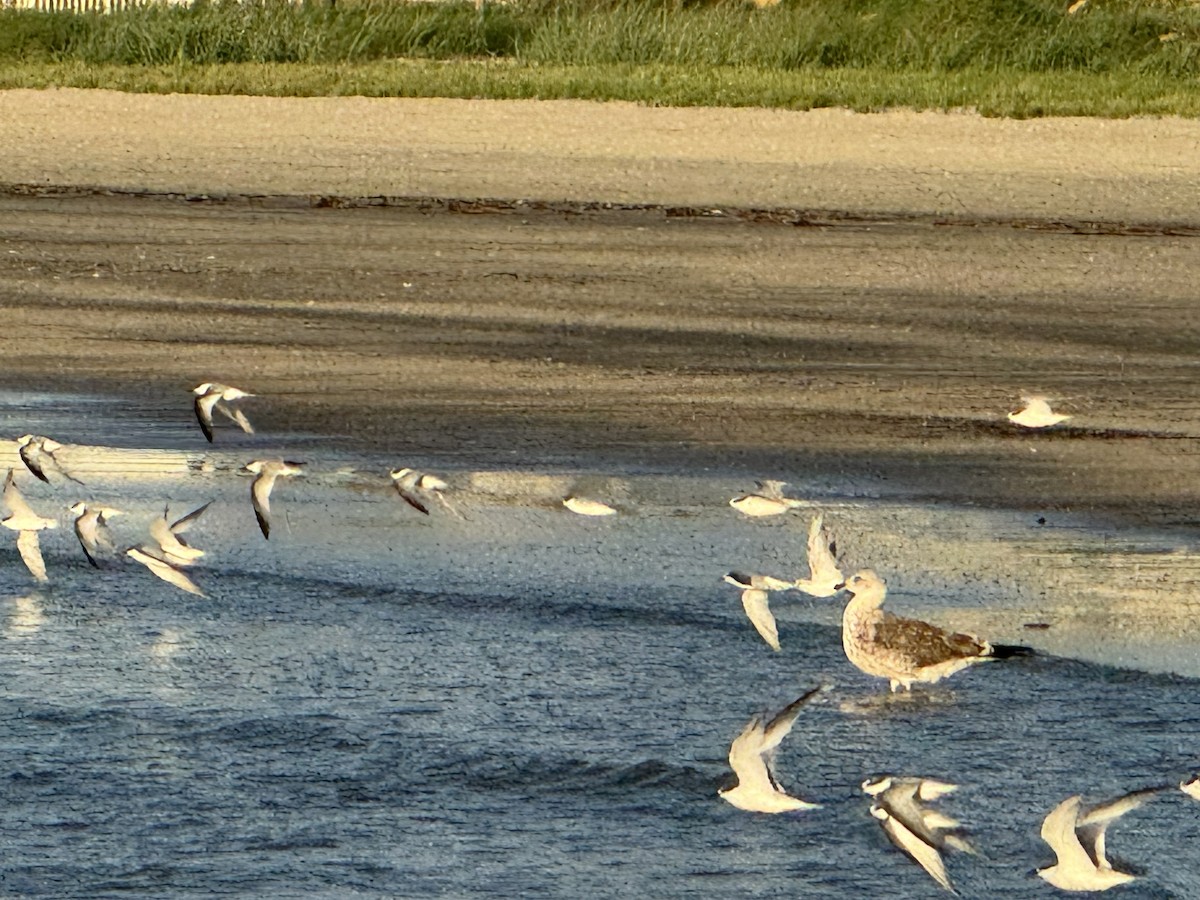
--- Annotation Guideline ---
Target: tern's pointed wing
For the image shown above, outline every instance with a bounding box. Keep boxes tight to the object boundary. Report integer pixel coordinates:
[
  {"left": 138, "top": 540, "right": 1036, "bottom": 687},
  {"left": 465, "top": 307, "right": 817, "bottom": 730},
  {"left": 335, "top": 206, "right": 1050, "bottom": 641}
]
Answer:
[
  {"left": 396, "top": 485, "right": 430, "bottom": 515},
  {"left": 215, "top": 401, "right": 254, "bottom": 434},
  {"left": 18, "top": 444, "right": 50, "bottom": 483},
  {"left": 755, "top": 480, "right": 787, "bottom": 499},
  {"left": 726, "top": 716, "right": 775, "bottom": 795},
  {"left": 130, "top": 548, "right": 204, "bottom": 596},
  {"left": 917, "top": 780, "right": 959, "bottom": 802},
  {"left": 1040, "top": 795, "right": 1094, "bottom": 872},
  {"left": 3, "top": 470, "right": 36, "bottom": 519},
  {"left": 761, "top": 686, "right": 824, "bottom": 754},
  {"left": 875, "top": 806, "right": 956, "bottom": 893},
  {"left": 251, "top": 474, "right": 274, "bottom": 539},
  {"left": 1077, "top": 788, "right": 1159, "bottom": 868},
  {"left": 149, "top": 510, "right": 204, "bottom": 561},
  {"left": 230, "top": 407, "right": 255, "bottom": 435},
  {"left": 434, "top": 491, "right": 464, "bottom": 519},
  {"left": 75, "top": 513, "right": 101, "bottom": 568},
  {"left": 194, "top": 392, "right": 218, "bottom": 442},
  {"left": 44, "top": 449, "right": 84, "bottom": 485},
  {"left": 1024, "top": 397, "right": 1055, "bottom": 418},
  {"left": 740, "top": 589, "right": 780, "bottom": 651},
  {"left": 16, "top": 530, "right": 48, "bottom": 583},
  {"left": 170, "top": 501, "right": 212, "bottom": 535},
  {"left": 804, "top": 513, "right": 843, "bottom": 588}
]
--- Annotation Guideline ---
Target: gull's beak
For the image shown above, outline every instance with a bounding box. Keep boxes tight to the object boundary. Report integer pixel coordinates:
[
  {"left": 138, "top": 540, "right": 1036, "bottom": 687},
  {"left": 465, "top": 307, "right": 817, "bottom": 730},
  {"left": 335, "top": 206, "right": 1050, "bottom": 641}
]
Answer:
[{"left": 833, "top": 582, "right": 846, "bottom": 591}]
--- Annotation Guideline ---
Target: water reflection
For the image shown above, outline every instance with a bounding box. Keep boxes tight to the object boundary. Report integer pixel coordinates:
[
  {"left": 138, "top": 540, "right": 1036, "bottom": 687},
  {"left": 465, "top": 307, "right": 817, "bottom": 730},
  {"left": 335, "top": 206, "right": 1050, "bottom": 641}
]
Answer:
[
  {"left": 148, "top": 627, "right": 186, "bottom": 662},
  {"left": 5, "top": 593, "right": 43, "bottom": 638}
]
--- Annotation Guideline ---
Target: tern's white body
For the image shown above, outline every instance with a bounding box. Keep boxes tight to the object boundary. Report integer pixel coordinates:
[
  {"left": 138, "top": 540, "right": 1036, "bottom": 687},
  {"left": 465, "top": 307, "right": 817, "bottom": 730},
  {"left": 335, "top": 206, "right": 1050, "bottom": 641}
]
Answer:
[
  {"left": 870, "top": 804, "right": 956, "bottom": 893},
  {"left": 1008, "top": 395, "right": 1070, "bottom": 429},
  {"left": 390, "top": 467, "right": 454, "bottom": 515},
  {"left": 126, "top": 546, "right": 205, "bottom": 597},
  {"left": 863, "top": 776, "right": 975, "bottom": 855},
  {"left": 192, "top": 382, "right": 255, "bottom": 442},
  {"left": 563, "top": 496, "right": 617, "bottom": 517},
  {"left": 69, "top": 501, "right": 122, "bottom": 568},
  {"left": 1037, "top": 790, "right": 1159, "bottom": 892},
  {"left": 839, "top": 570, "right": 995, "bottom": 691},
  {"left": 16, "top": 434, "right": 82, "bottom": 485},
  {"left": 149, "top": 502, "right": 211, "bottom": 567},
  {"left": 723, "top": 572, "right": 793, "bottom": 651},
  {"left": 729, "top": 481, "right": 804, "bottom": 517},
  {"left": 792, "top": 513, "right": 844, "bottom": 597},
  {"left": 718, "top": 688, "right": 824, "bottom": 813},
  {"left": 2, "top": 469, "right": 58, "bottom": 583},
  {"left": 245, "top": 459, "right": 304, "bottom": 539}
]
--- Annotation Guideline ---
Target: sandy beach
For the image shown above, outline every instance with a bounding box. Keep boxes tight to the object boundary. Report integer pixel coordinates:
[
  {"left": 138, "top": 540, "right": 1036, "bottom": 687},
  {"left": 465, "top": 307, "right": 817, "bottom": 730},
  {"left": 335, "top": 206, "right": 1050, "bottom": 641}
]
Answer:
[
  {"left": 4, "top": 88, "right": 1200, "bottom": 897},
  {"left": 3, "top": 87, "right": 1200, "bottom": 656}
]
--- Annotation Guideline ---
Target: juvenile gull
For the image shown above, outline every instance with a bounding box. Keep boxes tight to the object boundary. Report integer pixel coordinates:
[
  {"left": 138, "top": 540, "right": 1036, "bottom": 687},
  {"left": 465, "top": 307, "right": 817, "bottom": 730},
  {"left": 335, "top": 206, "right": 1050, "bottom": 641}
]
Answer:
[
  {"left": 1037, "top": 788, "right": 1164, "bottom": 892},
  {"left": 390, "top": 467, "right": 455, "bottom": 515},
  {"left": 2, "top": 469, "right": 58, "bottom": 583},
  {"left": 16, "top": 434, "right": 83, "bottom": 485},
  {"left": 836, "top": 569, "right": 1026, "bottom": 691},
  {"left": 791, "top": 513, "right": 844, "bottom": 597},
  {"left": 69, "top": 501, "right": 122, "bottom": 568},
  {"left": 729, "top": 480, "right": 805, "bottom": 517},
  {"left": 192, "top": 382, "right": 255, "bottom": 443},
  {"left": 1008, "top": 395, "right": 1071, "bottom": 429},
  {"left": 149, "top": 501, "right": 211, "bottom": 567},
  {"left": 723, "top": 571, "right": 794, "bottom": 651},
  {"left": 245, "top": 459, "right": 304, "bottom": 539},
  {"left": 718, "top": 686, "right": 825, "bottom": 813},
  {"left": 126, "top": 546, "right": 205, "bottom": 597},
  {"left": 563, "top": 496, "right": 617, "bottom": 517}
]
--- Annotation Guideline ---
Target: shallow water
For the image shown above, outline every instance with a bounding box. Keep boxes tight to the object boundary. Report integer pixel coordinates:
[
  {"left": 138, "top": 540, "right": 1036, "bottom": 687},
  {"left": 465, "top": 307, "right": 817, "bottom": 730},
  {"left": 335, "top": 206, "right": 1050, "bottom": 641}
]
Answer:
[{"left": 1, "top": 393, "right": 1199, "bottom": 897}]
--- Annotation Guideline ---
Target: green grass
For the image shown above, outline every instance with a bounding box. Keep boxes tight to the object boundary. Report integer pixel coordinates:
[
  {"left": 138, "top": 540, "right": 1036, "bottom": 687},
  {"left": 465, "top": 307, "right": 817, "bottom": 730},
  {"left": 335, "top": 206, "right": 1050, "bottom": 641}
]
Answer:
[{"left": 2, "top": 0, "right": 1200, "bottom": 116}]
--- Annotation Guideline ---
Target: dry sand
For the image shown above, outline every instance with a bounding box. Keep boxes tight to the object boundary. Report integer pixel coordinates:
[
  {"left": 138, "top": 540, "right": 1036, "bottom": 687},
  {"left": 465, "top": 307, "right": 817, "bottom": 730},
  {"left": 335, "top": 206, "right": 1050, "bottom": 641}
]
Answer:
[{"left": 4, "top": 88, "right": 1200, "bottom": 224}]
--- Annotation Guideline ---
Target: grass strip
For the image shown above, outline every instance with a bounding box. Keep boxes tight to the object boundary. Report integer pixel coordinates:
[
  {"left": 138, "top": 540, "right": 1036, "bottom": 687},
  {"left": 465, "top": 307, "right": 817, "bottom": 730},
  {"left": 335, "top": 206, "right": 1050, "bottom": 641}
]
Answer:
[
  {"left": 1, "top": 0, "right": 1199, "bottom": 116},
  {"left": 3, "top": 59, "right": 1200, "bottom": 117}
]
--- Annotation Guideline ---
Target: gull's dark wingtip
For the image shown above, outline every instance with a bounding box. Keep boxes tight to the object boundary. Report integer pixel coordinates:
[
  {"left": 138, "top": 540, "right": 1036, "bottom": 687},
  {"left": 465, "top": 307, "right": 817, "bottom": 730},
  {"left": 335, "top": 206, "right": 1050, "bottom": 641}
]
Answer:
[{"left": 990, "top": 643, "right": 1036, "bottom": 659}]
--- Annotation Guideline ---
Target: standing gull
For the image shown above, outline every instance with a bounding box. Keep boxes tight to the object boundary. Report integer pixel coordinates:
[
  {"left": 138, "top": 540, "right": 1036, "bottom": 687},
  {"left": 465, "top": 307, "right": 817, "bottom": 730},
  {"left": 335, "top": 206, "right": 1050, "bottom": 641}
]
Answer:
[
  {"left": 390, "top": 467, "right": 456, "bottom": 516},
  {"left": 69, "top": 501, "right": 122, "bottom": 568},
  {"left": 245, "top": 459, "right": 304, "bottom": 539},
  {"left": 1037, "top": 788, "right": 1163, "bottom": 892},
  {"left": 1008, "top": 395, "right": 1071, "bottom": 429},
  {"left": 718, "top": 686, "right": 825, "bottom": 813},
  {"left": 729, "top": 480, "right": 805, "bottom": 517},
  {"left": 149, "top": 501, "right": 211, "bottom": 566},
  {"left": 2, "top": 469, "right": 58, "bottom": 583},
  {"left": 192, "top": 382, "right": 255, "bottom": 443},
  {"left": 723, "top": 571, "right": 794, "bottom": 651},
  {"left": 836, "top": 569, "right": 1025, "bottom": 691},
  {"left": 17, "top": 434, "right": 83, "bottom": 484},
  {"left": 791, "top": 512, "right": 844, "bottom": 597}
]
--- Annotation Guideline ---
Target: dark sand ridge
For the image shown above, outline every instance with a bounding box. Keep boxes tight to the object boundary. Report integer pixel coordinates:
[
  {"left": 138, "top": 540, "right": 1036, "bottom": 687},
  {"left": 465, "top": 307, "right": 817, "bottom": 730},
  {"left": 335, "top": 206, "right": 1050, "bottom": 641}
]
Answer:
[{"left": 2, "top": 90, "right": 1200, "bottom": 526}]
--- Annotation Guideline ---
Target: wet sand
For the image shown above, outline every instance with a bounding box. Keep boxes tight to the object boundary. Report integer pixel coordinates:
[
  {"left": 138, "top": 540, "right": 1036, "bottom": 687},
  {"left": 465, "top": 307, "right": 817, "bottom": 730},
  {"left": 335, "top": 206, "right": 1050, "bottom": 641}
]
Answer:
[
  {"left": 3, "top": 90, "right": 1200, "bottom": 672},
  {"left": 3, "top": 189, "right": 1200, "bottom": 523}
]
